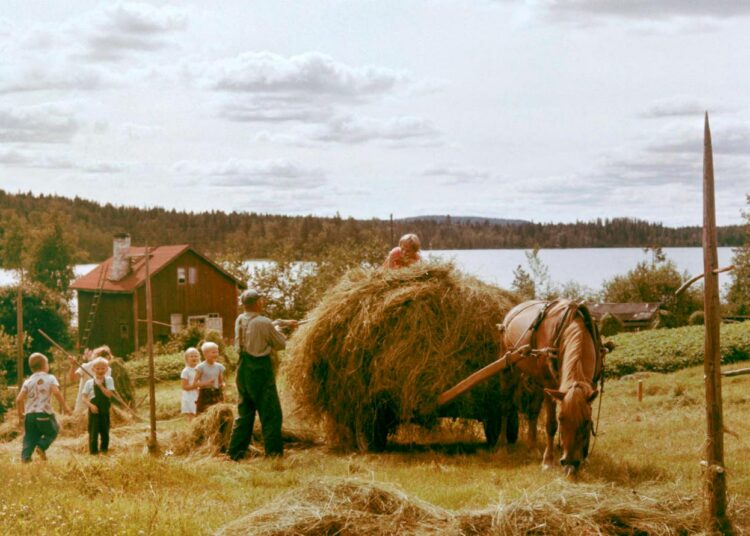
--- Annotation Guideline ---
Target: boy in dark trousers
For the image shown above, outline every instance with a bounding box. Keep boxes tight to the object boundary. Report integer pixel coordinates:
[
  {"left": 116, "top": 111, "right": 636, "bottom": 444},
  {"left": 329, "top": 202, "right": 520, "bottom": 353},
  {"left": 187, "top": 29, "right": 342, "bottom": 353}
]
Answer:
[
  {"left": 228, "top": 289, "right": 297, "bottom": 459},
  {"left": 15, "top": 353, "right": 71, "bottom": 462},
  {"left": 82, "top": 357, "right": 116, "bottom": 455}
]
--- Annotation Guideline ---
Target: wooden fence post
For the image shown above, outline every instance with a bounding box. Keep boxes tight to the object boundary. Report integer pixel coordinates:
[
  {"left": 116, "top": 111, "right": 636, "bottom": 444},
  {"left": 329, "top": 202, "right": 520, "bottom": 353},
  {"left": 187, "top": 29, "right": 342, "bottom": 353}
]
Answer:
[
  {"left": 145, "top": 245, "right": 159, "bottom": 454},
  {"left": 701, "top": 113, "right": 730, "bottom": 532},
  {"left": 16, "top": 270, "right": 24, "bottom": 385}
]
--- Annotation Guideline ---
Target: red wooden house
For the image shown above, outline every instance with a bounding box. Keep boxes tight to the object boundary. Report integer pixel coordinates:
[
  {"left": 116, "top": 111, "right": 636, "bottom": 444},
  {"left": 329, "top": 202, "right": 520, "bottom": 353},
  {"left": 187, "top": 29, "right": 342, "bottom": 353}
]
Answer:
[{"left": 71, "top": 234, "right": 246, "bottom": 356}]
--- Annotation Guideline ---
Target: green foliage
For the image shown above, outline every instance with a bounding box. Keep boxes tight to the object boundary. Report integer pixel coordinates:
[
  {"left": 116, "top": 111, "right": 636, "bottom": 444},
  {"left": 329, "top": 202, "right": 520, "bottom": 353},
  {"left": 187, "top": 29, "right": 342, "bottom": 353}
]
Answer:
[
  {"left": 0, "top": 190, "right": 745, "bottom": 265},
  {"left": 688, "top": 310, "right": 705, "bottom": 326},
  {"left": 249, "top": 239, "right": 387, "bottom": 320},
  {"left": 605, "top": 322, "right": 750, "bottom": 377},
  {"left": 602, "top": 257, "right": 701, "bottom": 327},
  {"left": 28, "top": 220, "right": 75, "bottom": 294},
  {"left": 0, "top": 283, "right": 70, "bottom": 381},
  {"left": 511, "top": 265, "right": 535, "bottom": 300},
  {"left": 727, "top": 195, "right": 750, "bottom": 315},
  {"left": 124, "top": 353, "right": 186, "bottom": 385},
  {"left": 599, "top": 313, "right": 624, "bottom": 336},
  {"left": 0, "top": 215, "right": 25, "bottom": 270},
  {"left": 109, "top": 357, "right": 135, "bottom": 406}
]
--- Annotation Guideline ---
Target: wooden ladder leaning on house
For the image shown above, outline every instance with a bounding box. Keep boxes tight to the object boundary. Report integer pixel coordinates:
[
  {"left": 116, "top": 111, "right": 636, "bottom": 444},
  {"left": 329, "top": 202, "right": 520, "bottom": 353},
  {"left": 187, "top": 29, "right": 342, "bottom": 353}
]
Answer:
[{"left": 80, "top": 262, "right": 108, "bottom": 350}]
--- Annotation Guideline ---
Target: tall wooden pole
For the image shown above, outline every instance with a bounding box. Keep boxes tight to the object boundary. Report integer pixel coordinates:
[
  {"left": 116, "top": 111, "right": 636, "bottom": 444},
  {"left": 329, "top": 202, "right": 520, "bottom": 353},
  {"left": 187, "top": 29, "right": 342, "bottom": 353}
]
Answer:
[
  {"left": 16, "top": 269, "right": 24, "bottom": 385},
  {"left": 390, "top": 213, "right": 394, "bottom": 245},
  {"left": 145, "top": 246, "right": 158, "bottom": 453},
  {"left": 701, "top": 112, "right": 729, "bottom": 532}
]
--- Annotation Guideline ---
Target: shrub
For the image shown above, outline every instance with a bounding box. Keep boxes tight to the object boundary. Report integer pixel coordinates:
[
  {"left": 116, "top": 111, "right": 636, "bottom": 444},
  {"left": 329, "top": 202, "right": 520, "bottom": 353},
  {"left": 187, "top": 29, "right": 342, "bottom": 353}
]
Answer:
[
  {"left": 599, "top": 313, "right": 624, "bottom": 336},
  {"left": 688, "top": 311, "right": 705, "bottom": 326},
  {"left": 125, "top": 353, "right": 186, "bottom": 385},
  {"left": 0, "top": 282, "right": 70, "bottom": 381},
  {"left": 605, "top": 322, "right": 750, "bottom": 377},
  {"left": 602, "top": 258, "right": 701, "bottom": 327}
]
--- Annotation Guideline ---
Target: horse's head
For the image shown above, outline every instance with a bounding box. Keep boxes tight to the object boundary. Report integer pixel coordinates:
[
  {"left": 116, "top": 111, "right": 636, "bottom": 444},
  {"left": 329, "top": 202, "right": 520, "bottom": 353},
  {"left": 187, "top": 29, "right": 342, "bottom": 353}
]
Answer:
[{"left": 544, "top": 382, "right": 598, "bottom": 475}]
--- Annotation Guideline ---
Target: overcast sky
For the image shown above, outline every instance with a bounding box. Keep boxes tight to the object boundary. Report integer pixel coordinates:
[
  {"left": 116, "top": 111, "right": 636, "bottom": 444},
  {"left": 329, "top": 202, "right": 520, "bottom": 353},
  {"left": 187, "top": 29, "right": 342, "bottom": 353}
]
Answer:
[{"left": 1, "top": 1, "right": 747, "bottom": 226}]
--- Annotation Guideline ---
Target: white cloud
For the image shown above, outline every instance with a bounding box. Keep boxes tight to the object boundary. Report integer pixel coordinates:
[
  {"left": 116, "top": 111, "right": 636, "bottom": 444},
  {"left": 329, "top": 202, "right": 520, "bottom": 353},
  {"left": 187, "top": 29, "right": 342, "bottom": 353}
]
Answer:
[
  {"left": 197, "top": 51, "right": 409, "bottom": 124},
  {"left": 0, "top": 103, "right": 79, "bottom": 143},
  {"left": 203, "top": 51, "right": 405, "bottom": 97},
  {"left": 305, "top": 115, "right": 441, "bottom": 146},
  {"left": 82, "top": 2, "right": 188, "bottom": 62},
  {"left": 0, "top": 147, "right": 128, "bottom": 172},
  {"left": 173, "top": 158, "right": 326, "bottom": 190},
  {"left": 535, "top": 0, "right": 750, "bottom": 21},
  {"left": 0, "top": 3, "right": 188, "bottom": 94},
  {"left": 254, "top": 114, "right": 441, "bottom": 147},
  {"left": 422, "top": 164, "right": 492, "bottom": 184},
  {"left": 639, "top": 98, "right": 723, "bottom": 119}
]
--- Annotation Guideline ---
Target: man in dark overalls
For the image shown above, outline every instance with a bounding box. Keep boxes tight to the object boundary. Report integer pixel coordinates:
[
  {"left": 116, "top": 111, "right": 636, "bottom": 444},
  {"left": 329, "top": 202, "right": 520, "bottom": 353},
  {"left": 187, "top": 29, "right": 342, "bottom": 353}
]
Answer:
[{"left": 228, "top": 289, "right": 297, "bottom": 459}]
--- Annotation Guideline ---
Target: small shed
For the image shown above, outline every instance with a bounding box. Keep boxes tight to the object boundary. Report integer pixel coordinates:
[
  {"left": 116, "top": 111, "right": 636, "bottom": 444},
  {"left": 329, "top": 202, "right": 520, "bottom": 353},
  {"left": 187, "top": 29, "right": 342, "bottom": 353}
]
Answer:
[
  {"left": 588, "top": 302, "right": 661, "bottom": 331},
  {"left": 71, "top": 234, "right": 246, "bottom": 356}
]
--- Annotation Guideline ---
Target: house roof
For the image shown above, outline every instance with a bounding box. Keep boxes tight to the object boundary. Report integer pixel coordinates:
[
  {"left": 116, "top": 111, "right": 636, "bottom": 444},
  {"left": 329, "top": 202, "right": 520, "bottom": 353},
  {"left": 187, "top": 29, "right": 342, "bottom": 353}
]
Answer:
[
  {"left": 70, "top": 244, "right": 246, "bottom": 293},
  {"left": 588, "top": 302, "right": 661, "bottom": 322}
]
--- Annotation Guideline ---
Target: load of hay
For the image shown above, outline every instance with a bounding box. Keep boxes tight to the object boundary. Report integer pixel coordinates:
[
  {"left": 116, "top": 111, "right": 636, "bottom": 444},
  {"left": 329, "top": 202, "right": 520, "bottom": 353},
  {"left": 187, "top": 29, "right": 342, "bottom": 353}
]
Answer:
[
  {"left": 170, "top": 403, "right": 234, "bottom": 455},
  {"left": 286, "top": 262, "right": 518, "bottom": 450}
]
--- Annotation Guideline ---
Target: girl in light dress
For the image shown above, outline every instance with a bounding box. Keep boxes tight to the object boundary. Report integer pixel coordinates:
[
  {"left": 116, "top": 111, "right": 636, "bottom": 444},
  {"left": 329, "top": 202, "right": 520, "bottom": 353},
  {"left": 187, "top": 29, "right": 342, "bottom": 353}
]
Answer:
[{"left": 180, "top": 348, "right": 201, "bottom": 419}]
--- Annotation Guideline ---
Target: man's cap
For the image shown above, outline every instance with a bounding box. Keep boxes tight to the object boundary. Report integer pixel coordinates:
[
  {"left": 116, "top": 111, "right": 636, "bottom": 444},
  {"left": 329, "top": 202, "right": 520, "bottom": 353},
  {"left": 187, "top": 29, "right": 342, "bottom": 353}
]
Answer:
[{"left": 240, "top": 289, "right": 262, "bottom": 305}]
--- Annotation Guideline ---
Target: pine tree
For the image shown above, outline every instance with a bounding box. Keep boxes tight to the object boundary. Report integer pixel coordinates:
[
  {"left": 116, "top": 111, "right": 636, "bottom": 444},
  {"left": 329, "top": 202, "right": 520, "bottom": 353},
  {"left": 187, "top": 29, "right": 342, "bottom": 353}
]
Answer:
[
  {"left": 727, "top": 195, "right": 750, "bottom": 314},
  {"left": 28, "top": 221, "right": 75, "bottom": 295}
]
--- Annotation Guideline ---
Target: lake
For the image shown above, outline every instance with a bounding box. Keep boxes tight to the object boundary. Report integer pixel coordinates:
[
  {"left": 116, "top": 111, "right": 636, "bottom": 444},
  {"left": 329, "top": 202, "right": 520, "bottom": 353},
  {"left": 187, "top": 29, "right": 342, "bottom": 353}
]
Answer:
[
  {"left": 0, "top": 247, "right": 735, "bottom": 292},
  {"left": 425, "top": 247, "right": 735, "bottom": 290}
]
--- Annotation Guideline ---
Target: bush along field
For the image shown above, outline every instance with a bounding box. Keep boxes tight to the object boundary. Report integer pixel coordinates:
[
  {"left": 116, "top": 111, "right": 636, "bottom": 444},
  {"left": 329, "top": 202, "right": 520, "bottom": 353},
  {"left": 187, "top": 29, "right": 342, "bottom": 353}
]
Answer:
[
  {"left": 605, "top": 321, "right": 750, "bottom": 377},
  {"left": 0, "top": 326, "right": 749, "bottom": 534}
]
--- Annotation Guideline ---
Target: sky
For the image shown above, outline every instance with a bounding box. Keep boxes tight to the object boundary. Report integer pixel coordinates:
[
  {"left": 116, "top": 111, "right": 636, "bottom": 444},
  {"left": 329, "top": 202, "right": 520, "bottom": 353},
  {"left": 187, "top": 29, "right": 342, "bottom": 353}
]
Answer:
[{"left": 0, "top": 0, "right": 748, "bottom": 226}]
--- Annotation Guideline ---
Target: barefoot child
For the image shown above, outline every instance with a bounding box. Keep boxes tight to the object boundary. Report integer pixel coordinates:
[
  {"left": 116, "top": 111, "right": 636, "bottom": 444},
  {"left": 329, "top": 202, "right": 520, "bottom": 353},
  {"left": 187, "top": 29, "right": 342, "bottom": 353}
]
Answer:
[
  {"left": 180, "top": 347, "right": 200, "bottom": 419},
  {"left": 82, "top": 357, "right": 116, "bottom": 455},
  {"left": 194, "top": 342, "right": 225, "bottom": 414},
  {"left": 15, "top": 353, "right": 71, "bottom": 462}
]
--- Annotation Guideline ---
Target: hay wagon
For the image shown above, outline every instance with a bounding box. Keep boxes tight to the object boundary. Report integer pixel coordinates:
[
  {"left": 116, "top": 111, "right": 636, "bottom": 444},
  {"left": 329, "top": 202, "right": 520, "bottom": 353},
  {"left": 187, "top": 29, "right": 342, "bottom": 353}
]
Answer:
[{"left": 287, "top": 263, "right": 521, "bottom": 451}]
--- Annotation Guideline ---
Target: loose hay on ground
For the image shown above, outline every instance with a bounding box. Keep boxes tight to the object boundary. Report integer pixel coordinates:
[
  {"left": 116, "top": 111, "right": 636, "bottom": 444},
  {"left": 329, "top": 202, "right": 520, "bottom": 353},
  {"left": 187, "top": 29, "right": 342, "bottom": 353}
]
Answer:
[
  {"left": 218, "top": 478, "right": 749, "bottom": 536},
  {"left": 286, "top": 262, "right": 518, "bottom": 449},
  {"left": 170, "top": 403, "right": 235, "bottom": 455}
]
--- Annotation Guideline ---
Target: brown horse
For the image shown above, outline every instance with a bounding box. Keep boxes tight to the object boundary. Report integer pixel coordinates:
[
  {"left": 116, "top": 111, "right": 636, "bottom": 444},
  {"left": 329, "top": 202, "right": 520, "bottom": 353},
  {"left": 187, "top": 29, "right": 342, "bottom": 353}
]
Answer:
[{"left": 501, "top": 299, "right": 606, "bottom": 474}]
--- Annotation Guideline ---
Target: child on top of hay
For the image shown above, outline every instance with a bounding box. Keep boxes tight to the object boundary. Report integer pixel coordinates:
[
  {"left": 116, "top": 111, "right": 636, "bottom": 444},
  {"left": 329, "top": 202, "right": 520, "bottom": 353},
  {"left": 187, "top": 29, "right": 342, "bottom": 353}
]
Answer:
[
  {"left": 82, "top": 356, "right": 116, "bottom": 455},
  {"left": 384, "top": 233, "right": 422, "bottom": 269},
  {"left": 194, "top": 342, "right": 225, "bottom": 414},
  {"left": 15, "top": 352, "right": 71, "bottom": 462},
  {"left": 227, "top": 289, "right": 298, "bottom": 460},
  {"left": 180, "top": 347, "right": 201, "bottom": 419},
  {"left": 68, "top": 345, "right": 112, "bottom": 413}
]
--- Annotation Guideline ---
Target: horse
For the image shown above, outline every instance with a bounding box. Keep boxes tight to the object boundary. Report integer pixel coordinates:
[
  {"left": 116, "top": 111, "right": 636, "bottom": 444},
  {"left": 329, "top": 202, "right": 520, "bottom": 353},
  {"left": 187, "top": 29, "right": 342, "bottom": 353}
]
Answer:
[{"left": 500, "top": 299, "right": 607, "bottom": 474}]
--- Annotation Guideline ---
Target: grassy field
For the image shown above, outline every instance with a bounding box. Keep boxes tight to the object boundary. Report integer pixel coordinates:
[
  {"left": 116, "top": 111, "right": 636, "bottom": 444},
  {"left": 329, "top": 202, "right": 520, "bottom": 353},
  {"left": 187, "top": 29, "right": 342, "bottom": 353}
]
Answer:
[{"left": 1, "top": 353, "right": 750, "bottom": 534}]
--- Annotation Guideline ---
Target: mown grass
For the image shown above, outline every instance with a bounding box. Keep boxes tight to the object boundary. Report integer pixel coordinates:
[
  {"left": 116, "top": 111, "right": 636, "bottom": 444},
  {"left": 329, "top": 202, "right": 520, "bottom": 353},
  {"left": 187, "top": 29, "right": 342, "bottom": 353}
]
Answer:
[{"left": 1, "top": 353, "right": 750, "bottom": 534}]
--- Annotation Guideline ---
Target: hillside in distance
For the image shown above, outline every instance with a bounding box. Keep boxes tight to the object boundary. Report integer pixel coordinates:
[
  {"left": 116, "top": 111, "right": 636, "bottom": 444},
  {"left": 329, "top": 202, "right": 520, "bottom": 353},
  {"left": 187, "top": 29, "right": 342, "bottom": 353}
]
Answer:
[{"left": 0, "top": 189, "right": 745, "bottom": 265}]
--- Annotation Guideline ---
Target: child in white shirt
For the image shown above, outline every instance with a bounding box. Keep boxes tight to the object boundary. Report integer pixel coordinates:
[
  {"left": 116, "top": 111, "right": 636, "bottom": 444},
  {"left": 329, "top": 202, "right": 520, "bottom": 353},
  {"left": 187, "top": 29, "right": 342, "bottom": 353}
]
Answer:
[
  {"left": 180, "top": 348, "right": 200, "bottom": 419},
  {"left": 15, "top": 353, "right": 71, "bottom": 462}
]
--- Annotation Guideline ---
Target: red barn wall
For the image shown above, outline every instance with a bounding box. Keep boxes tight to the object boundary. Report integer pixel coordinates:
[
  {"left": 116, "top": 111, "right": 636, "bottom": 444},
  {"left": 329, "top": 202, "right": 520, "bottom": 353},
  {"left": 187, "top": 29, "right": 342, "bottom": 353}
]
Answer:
[
  {"left": 134, "top": 250, "right": 241, "bottom": 350},
  {"left": 77, "top": 291, "right": 135, "bottom": 357}
]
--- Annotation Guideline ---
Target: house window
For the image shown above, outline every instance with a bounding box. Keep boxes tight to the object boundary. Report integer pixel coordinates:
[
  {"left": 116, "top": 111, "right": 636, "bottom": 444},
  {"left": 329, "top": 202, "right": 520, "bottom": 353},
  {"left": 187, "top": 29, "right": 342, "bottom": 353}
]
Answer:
[
  {"left": 188, "top": 267, "right": 198, "bottom": 285},
  {"left": 119, "top": 323, "right": 129, "bottom": 339},
  {"left": 188, "top": 315, "right": 207, "bottom": 328},
  {"left": 177, "top": 267, "right": 186, "bottom": 285},
  {"left": 170, "top": 314, "right": 183, "bottom": 334}
]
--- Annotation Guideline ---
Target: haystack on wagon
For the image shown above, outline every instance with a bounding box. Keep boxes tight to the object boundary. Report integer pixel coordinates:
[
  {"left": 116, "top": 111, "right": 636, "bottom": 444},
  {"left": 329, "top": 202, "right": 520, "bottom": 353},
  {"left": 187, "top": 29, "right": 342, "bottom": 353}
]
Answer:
[{"left": 286, "top": 263, "right": 519, "bottom": 451}]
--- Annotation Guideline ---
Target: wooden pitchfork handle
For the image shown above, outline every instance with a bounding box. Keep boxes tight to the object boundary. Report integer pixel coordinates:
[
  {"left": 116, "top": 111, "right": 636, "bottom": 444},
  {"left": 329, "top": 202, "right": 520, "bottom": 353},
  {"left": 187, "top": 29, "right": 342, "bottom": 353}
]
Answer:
[
  {"left": 437, "top": 344, "right": 531, "bottom": 406},
  {"left": 37, "top": 329, "right": 143, "bottom": 421}
]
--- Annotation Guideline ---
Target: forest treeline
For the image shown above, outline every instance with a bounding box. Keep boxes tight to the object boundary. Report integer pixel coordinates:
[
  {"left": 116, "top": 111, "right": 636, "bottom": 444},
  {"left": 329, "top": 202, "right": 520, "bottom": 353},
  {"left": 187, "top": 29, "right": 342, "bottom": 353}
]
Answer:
[{"left": 0, "top": 189, "right": 745, "bottom": 265}]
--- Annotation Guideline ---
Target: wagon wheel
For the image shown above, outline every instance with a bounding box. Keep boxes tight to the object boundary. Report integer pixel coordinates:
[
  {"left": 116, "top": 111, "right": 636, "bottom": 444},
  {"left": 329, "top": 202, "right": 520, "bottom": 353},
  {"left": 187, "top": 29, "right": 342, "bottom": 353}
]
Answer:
[
  {"left": 483, "top": 408, "right": 519, "bottom": 446},
  {"left": 356, "top": 398, "right": 398, "bottom": 452}
]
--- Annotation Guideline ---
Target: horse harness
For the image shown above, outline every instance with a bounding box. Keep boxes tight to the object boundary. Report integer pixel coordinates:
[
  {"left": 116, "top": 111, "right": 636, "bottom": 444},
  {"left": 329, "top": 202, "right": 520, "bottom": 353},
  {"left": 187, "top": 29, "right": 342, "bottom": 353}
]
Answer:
[{"left": 502, "top": 299, "right": 608, "bottom": 440}]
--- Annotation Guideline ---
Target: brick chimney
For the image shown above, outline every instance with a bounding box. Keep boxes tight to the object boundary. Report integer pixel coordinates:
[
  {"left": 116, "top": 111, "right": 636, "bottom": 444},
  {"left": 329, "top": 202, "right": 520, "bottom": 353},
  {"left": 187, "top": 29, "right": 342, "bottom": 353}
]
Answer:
[{"left": 108, "top": 233, "right": 131, "bottom": 281}]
